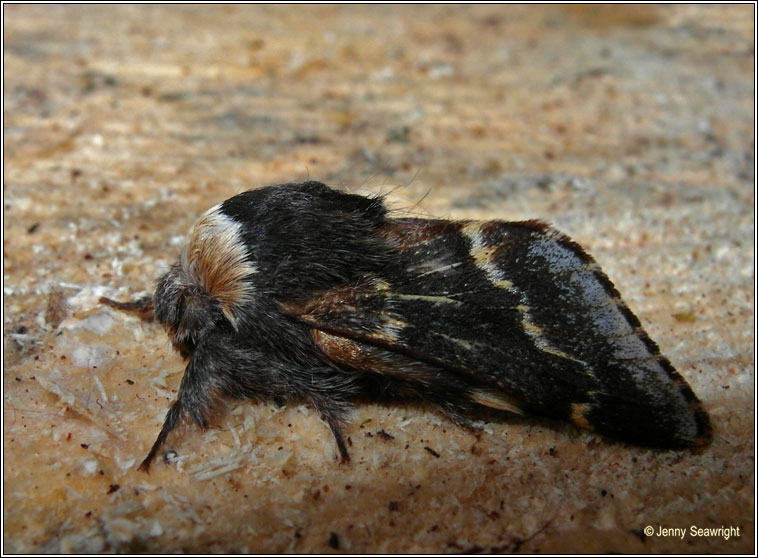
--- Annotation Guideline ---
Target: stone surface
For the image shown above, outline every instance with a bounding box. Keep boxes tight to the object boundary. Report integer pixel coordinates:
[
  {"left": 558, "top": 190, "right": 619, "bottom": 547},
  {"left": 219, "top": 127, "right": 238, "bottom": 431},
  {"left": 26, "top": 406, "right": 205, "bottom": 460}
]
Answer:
[{"left": 3, "top": 4, "right": 754, "bottom": 553}]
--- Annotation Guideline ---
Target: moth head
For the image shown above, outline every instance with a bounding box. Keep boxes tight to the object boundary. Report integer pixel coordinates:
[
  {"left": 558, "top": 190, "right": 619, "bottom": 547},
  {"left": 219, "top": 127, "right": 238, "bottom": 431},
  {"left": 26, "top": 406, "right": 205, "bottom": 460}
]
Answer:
[
  {"left": 153, "top": 263, "right": 226, "bottom": 358},
  {"left": 153, "top": 205, "right": 258, "bottom": 356}
]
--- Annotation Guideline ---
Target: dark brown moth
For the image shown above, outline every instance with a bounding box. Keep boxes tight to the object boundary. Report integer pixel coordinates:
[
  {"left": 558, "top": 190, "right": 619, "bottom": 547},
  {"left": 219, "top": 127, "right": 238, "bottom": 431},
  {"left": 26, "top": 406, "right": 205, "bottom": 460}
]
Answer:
[{"left": 102, "top": 181, "right": 711, "bottom": 471}]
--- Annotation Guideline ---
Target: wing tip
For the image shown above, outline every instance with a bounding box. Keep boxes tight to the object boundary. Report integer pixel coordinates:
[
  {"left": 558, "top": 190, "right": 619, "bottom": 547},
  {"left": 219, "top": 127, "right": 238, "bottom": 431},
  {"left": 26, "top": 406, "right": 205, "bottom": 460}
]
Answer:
[{"left": 469, "top": 388, "right": 525, "bottom": 416}]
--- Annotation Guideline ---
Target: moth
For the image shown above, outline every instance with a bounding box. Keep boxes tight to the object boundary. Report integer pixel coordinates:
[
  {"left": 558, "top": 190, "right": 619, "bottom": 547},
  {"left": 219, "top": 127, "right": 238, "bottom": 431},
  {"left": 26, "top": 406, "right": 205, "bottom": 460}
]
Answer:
[{"left": 102, "top": 181, "right": 711, "bottom": 471}]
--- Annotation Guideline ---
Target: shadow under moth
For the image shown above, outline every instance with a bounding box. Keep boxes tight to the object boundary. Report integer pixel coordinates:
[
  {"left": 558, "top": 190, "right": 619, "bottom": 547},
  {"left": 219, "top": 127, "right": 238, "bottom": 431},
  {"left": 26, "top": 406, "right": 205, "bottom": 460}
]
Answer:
[{"left": 102, "top": 181, "right": 711, "bottom": 471}]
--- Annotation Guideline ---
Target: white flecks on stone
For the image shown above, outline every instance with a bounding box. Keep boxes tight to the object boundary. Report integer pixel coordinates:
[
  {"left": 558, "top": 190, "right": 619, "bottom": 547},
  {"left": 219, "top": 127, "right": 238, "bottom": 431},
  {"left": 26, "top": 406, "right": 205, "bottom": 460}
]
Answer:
[
  {"left": 149, "top": 521, "right": 164, "bottom": 537},
  {"left": 114, "top": 456, "right": 137, "bottom": 471},
  {"left": 105, "top": 518, "right": 139, "bottom": 544},
  {"left": 66, "top": 285, "right": 113, "bottom": 308},
  {"left": 71, "top": 345, "right": 112, "bottom": 369},
  {"left": 81, "top": 459, "right": 100, "bottom": 476}
]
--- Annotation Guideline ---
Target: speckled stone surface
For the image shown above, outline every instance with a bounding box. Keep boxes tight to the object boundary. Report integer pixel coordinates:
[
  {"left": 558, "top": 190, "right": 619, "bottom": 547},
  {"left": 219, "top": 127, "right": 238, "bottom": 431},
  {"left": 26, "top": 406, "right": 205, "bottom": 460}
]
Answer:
[{"left": 3, "top": 4, "right": 754, "bottom": 553}]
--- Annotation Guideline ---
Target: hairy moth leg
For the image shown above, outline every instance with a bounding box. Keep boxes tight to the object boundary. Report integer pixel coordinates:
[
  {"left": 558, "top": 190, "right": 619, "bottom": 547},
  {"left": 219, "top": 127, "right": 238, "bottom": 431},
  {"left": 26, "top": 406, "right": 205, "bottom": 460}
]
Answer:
[
  {"left": 139, "top": 399, "right": 183, "bottom": 472},
  {"left": 311, "top": 396, "right": 351, "bottom": 463},
  {"left": 139, "top": 356, "right": 216, "bottom": 472}
]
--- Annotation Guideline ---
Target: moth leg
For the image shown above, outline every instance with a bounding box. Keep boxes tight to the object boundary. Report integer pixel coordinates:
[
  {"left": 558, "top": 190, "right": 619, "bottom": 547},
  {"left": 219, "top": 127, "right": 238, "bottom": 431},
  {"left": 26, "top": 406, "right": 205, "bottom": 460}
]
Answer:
[
  {"left": 440, "top": 405, "right": 477, "bottom": 431},
  {"left": 100, "top": 295, "right": 154, "bottom": 321},
  {"left": 311, "top": 398, "right": 351, "bottom": 464},
  {"left": 138, "top": 399, "right": 182, "bottom": 472},
  {"left": 138, "top": 356, "right": 215, "bottom": 472},
  {"left": 430, "top": 394, "right": 486, "bottom": 434}
]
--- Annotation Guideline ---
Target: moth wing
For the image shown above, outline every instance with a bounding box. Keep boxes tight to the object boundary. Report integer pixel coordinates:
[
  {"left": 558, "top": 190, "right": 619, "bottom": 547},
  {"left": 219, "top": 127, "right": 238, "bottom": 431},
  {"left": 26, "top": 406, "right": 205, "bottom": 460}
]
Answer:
[{"left": 282, "top": 218, "right": 711, "bottom": 448}]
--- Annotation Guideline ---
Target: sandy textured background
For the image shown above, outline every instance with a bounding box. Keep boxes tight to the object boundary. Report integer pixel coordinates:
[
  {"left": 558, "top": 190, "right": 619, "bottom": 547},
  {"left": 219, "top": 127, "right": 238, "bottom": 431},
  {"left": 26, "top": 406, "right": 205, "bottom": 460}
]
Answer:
[{"left": 3, "top": 4, "right": 754, "bottom": 554}]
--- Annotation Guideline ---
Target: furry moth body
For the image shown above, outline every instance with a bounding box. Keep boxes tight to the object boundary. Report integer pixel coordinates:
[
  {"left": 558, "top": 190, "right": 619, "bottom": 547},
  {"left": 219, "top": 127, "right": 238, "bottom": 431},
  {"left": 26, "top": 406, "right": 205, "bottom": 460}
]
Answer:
[{"left": 103, "top": 181, "right": 711, "bottom": 471}]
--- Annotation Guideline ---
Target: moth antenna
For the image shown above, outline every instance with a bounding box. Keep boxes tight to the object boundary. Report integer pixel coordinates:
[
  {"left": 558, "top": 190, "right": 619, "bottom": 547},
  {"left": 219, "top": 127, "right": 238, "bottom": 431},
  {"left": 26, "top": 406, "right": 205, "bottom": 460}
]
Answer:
[{"left": 100, "top": 295, "right": 155, "bottom": 321}]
